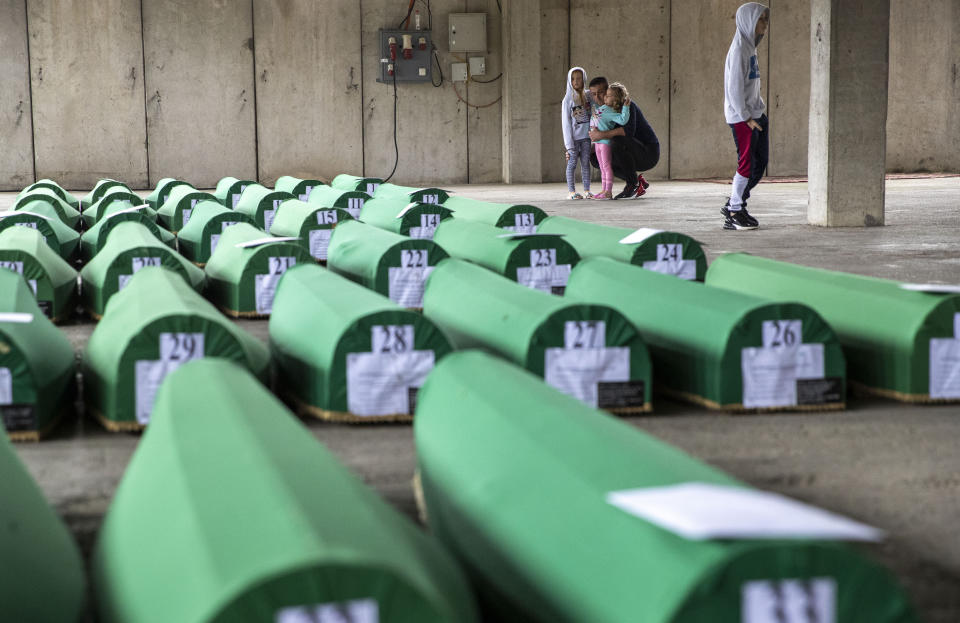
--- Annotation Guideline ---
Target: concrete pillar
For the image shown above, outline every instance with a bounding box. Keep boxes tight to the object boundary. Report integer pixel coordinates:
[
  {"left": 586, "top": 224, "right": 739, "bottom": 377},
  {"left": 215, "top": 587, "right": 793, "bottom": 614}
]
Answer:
[
  {"left": 501, "top": 0, "right": 544, "bottom": 183},
  {"left": 808, "top": 0, "right": 890, "bottom": 226}
]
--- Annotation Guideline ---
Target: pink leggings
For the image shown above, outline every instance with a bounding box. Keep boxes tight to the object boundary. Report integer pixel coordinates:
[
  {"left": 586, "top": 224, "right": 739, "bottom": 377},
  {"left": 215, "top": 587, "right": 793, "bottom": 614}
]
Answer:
[{"left": 594, "top": 143, "right": 613, "bottom": 193}]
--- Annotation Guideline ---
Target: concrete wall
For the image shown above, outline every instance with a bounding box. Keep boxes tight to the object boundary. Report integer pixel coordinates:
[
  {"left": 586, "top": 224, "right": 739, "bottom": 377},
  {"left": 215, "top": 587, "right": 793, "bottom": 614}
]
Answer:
[
  {"left": 768, "top": 0, "right": 810, "bottom": 176},
  {"left": 0, "top": 0, "right": 34, "bottom": 189}
]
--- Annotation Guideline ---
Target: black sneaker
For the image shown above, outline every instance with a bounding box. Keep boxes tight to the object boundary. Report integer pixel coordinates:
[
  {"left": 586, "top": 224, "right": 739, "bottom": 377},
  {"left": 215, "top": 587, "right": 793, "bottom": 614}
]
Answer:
[
  {"left": 721, "top": 202, "right": 759, "bottom": 227},
  {"left": 614, "top": 184, "right": 638, "bottom": 200},
  {"left": 723, "top": 208, "right": 759, "bottom": 230}
]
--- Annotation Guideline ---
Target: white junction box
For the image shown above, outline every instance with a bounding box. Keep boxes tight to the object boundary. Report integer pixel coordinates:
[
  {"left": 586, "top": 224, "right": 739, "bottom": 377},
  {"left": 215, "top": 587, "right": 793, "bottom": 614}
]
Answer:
[
  {"left": 469, "top": 56, "right": 486, "bottom": 76},
  {"left": 451, "top": 62, "right": 468, "bottom": 82},
  {"left": 449, "top": 13, "right": 487, "bottom": 52}
]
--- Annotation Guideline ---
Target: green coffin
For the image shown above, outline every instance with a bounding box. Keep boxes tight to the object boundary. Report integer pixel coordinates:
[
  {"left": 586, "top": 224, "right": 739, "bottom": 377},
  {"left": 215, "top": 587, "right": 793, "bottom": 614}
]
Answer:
[
  {"left": 12, "top": 188, "right": 82, "bottom": 228},
  {"left": 144, "top": 177, "right": 190, "bottom": 210},
  {"left": 538, "top": 216, "right": 709, "bottom": 281},
  {"left": 93, "top": 358, "right": 477, "bottom": 623},
  {"left": 81, "top": 188, "right": 144, "bottom": 228},
  {"left": 0, "top": 429, "right": 84, "bottom": 619},
  {"left": 81, "top": 178, "right": 129, "bottom": 209},
  {"left": 360, "top": 198, "right": 452, "bottom": 239},
  {"left": 0, "top": 207, "right": 80, "bottom": 262},
  {"left": 331, "top": 173, "right": 383, "bottom": 195},
  {"left": 271, "top": 264, "right": 453, "bottom": 422},
  {"left": 0, "top": 270, "right": 76, "bottom": 440},
  {"left": 443, "top": 196, "right": 546, "bottom": 233},
  {"left": 158, "top": 185, "right": 218, "bottom": 233},
  {"left": 433, "top": 219, "right": 580, "bottom": 294},
  {"left": 176, "top": 200, "right": 256, "bottom": 266},
  {"left": 274, "top": 175, "right": 325, "bottom": 201},
  {"left": 235, "top": 183, "right": 294, "bottom": 233},
  {"left": 307, "top": 185, "right": 370, "bottom": 218},
  {"left": 374, "top": 183, "right": 449, "bottom": 204},
  {"left": 204, "top": 223, "right": 312, "bottom": 317},
  {"left": 214, "top": 176, "right": 255, "bottom": 210},
  {"left": 0, "top": 227, "right": 78, "bottom": 324},
  {"left": 328, "top": 220, "right": 449, "bottom": 309},
  {"left": 424, "top": 259, "right": 651, "bottom": 412},
  {"left": 566, "top": 257, "right": 846, "bottom": 411},
  {"left": 82, "top": 267, "right": 269, "bottom": 431},
  {"left": 707, "top": 253, "right": 960, "bottom": 402},
  {"left": 81, "top": 222, "right": 205, "bottom": 319},
  {"left": 79, "top": 208, "right": 176, "bottom": 262},
  {"left": 269, "top": 200, "right": 354, "bottom": 263},
  {"left": 415, "top": 350, "right": 916, "bottom": 623},
  {"left": 18, "top": 178, "right": 81, "bottom": 209}
]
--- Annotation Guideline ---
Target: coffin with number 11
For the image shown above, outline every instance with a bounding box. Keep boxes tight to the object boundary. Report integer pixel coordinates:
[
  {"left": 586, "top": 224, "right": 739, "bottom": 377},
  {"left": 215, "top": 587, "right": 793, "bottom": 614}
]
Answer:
[
  {"left": 359, "top": 197, "right": 453, "bottom": 239},
  {"left": 274, "top": 175, "right": 325, "bottom": 202},
  {"left": 158, "top": 184, "right": 218, "bottom": 233},
  {"left": 234, "top": 183, "right": 294, "bottom": 233},
  {"left": 144, "top": 177, "right": 190, "bottom": 210},
  {"left": 306, "top": 185, "right": 370, "bottom": 219},
  {"left": 214, "top": 176, "right": 255, "bottom": 210},
  {"left": 331, "top": 173, "right": 383, "bottom": 195},
  {"left": 79, "top": 205, "right": 174, "bottom": 261}
]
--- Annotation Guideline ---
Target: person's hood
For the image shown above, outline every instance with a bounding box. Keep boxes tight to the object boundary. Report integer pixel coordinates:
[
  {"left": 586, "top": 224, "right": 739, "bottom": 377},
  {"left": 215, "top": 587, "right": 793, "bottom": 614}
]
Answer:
[
  {"left": 735, "top": 3, "right": 769, "bottom": 47},
  {"left": 565, "top": 66, "right": 588, "bottom": 102}
]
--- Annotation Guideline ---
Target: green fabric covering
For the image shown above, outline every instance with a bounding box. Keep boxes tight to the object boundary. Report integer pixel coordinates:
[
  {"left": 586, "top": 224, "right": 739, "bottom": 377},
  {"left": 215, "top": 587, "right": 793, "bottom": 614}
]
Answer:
[
  {"left": 235, "top": 183, "right": 295, "bottom": 233},
  {"left": 214, "top": 176, "right": 256, "bottom": 210},
  {"left": 145, "top": 177, "right": 190, "bottom": 210},
  {"left": 566, "top": 257, "right": 846, "bottom": 410},
  {"left": 176, "top": 200, "right": 256, "bottom": 266},
  {"left": 331, "top": 173, "right": 383, "bottom": 194},
  {"left": 82, "top": 268, "right": 269, "bottom": 429},
  {"left": 93, "top": 358, "right": 478, "bottom": 623},
  {"left": 0, "top": 227, "right": 78, "bottom": 323},
  {"left": 79, "top": 208, "right": 175, "bottom": 262},
  {"left": 204, "top": 223, "right": 312, "bottom": 316},
  {"left": 269, "top": 200, "right": 354, "bottom": 262},
  {"left": 0, "top": 429, "right": 84, "bottom": 618},
  {"left": 373, "top": 183, "right": 450, "bottom": 204},
  {"left": 0, "top": 270, "right": 76, "bottom": 439},
  {"left": 443, "top": 196, "right": 547, "bottom": 232},
  {"left": 80, "top": 222, "right": 205, "bottom": 318},
  {"left": 158, "top": 185, "right": 218, "bottom": 233},
  {"left": 18, "top": 178, "right": 80, "bottom": 208},
  {"left": 81, "top": 179, "right": 129, "bottom": 209},
  {"left": 274, "top": 175, "right": 325, "bottom": 201},
  {"left": 538, "top": 216, "right": 709, "bottom": 281},
  {"left": 433, "top": 219, "right": 581, "bottom": 293},
  {"left": 424, "top": 259, "right": 651, "bottom": 410},
  {"left": 328, "top": 220, "right": 449, "bottom": 308},
  {"left": 0, "top": 207, "right": 80, "bottom": 261},
  {"left": 81, "top": 188, "right": 144, "bottom": 228},
  {"left": 12, "top": 188, "right": 82, "bottom": 228},
  {"left": 271, "top": 264, "right": 453, "bottom": 418},
  {"left": 707, "top": 253, "right": 960, "bottom": 401},
  {"left": 307, "top": 185, "right": 370, "bottom": 218},
  {"left": 99, "top": 199, "right": 158, "bottom": 223},
  {"left": 415, "top": 350, "right": 917, "bottom": 623},
  {"left": 359, "top": 197, "right": 452, "bottom": 239}
]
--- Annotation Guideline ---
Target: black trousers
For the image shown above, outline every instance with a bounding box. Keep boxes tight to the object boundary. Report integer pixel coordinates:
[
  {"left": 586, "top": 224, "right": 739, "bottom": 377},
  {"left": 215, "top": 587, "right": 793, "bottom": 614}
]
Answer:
[{"left": 590, "top": 137, "right": 660, "bottom": 187}]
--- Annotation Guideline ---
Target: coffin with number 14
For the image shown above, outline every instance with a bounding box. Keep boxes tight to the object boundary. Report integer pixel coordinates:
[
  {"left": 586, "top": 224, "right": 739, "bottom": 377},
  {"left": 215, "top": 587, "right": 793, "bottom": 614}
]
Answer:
[{"left": 359, "top": 197, "right": 453, "bottom": 240}]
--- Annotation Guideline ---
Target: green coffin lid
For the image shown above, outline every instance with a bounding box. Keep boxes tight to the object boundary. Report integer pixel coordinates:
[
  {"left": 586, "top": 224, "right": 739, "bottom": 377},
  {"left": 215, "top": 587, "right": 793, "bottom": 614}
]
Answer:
[
  {"left": 158, "top": 185, "right": 217, "bottom": 234},
  {"left": 81, "top": 188, "right": 144, "bottom": 228},
  {"left": 707, "top": 253, "right": 960, "bottom": 402},
  {"left": 0, "top": 270, "right": 76, "bottom": 440},
  {"left": 359, "top": 197, "right": 452, "bottom": 239},
  {"left": 271, "top": 264, "right": 453, "bottom": 421},
  {"left": 331, "top": 173, "right": 383, "bottom": 195},
  {"left": 0, "top": 207, "right": 80, "bottom": 262},
  {"left": 80, "top": 178, "right": 129, "bottom": 209},
  {"left": 424, "top": 259, "right": 651, "bottom": 412},
  {"left": 80, "top": 208, "right": 175, "bottom": 262},
  {"left": 81, "top": 222, "right": 205, "bottom": 318},
  {"left": 415, "top": 350, "right": 917, "bottom": 623},
  {"left": 0, "top": 227, "right": 78, "bottom": 324},
  {"left": 82, "top": 267, "right": 269, "bottom": 431},
  {"left": 0, "top": 427, "right": 84, "bottom": 617},
  {"left": 235, "top": 183, "right": 295, "bottom": 233},
  {"left": 269, "top": 200, "right": 354, "bottom": 262},
  {"left": 373, "top": 183, "right": 450, "bottom": 204},
  {"left": 203, "top": 223, "right": 312, "bottom": 317},
  {"left": 12, "top": 188, "right": 82, "bottom": 228},
  {"left": 144, "top": 177, "right": 190, "bottom": 210},
  {"left": 307, "top": 185, "right": 370, "bottom": 218},
  {"left": 274, "top": 175, "right": 325, "bottom": 201},
  {"left": 93, "top": 358, "right": 478, "bottom": 623},
  {"left": 18, "top": 178, "right": 80, "bottom": 208},
  {"left": 539, "top": 216, "right": 708, "bottom": 281},
  {"left": 100, "top": 199, "right": 159, "bottom": 223},
  {"left": 176, "top": 200, "right": 256, "bottom": 266},
  {"left": 443, "top": 195, "right": 546, "bottom": 232},
  {"left": 214, "top": 176, "right": 256, "bottom": 210},
  {"left": 328, "top": 220, "right": 450, "bottom": 309},
  {"left": 433, "top": 219, "right": 580, "bottom": 294},
  {"left": 566, "top": 257, "right": 846, "bottom": 411}
]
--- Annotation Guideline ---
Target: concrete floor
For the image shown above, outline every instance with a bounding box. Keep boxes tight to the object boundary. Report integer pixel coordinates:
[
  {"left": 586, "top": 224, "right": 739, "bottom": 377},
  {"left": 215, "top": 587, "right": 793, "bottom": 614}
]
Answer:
[{"left": 8, "top": 176, "right": 960, "bottom": 621}]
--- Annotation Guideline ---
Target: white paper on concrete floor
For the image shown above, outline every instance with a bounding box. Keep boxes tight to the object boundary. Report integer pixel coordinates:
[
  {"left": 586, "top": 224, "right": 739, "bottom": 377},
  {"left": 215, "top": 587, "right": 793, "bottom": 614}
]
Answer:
[
  {"left": 606, "top": 482, "right": 884, "bottom": 542},
  {"left": 346, "top": 350, "right": 434, "bottom": 416}
]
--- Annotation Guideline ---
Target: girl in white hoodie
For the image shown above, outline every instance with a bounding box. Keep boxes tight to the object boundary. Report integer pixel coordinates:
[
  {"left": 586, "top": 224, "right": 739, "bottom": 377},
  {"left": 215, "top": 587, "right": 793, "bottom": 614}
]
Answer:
[{"left": 561, "top": 67, "right": 594, "bottom": 199}]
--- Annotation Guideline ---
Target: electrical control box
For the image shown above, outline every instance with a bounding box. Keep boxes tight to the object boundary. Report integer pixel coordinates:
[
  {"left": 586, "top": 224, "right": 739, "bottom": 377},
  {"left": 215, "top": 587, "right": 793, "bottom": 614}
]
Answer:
[
  {"left": 448, "top": 13, "right": 487, "bottom": 52},
  {"left": 377, "top": 29, "right": 433, "bottom": 83}
]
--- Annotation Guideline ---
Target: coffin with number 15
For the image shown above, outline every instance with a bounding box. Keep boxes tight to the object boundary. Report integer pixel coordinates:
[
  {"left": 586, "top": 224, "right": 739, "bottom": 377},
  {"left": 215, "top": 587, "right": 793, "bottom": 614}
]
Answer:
[{"left": 268, "top": 200, "right": 354, "bottom": 264}]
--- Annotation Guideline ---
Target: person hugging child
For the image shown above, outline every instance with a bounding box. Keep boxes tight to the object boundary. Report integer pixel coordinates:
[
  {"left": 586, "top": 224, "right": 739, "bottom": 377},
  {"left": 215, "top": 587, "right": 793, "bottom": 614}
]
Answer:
[
  {"left": 562, "top": 67, "right": 594, "bottom": 199},
  {"left": 590, "top": 82, "right": 631, "bottom": 200}
]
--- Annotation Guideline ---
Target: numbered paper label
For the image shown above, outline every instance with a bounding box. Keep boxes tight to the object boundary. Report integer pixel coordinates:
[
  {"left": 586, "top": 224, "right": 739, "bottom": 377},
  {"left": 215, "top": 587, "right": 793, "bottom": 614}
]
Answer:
[
  {"left": 742, "top": 578, "right": 836, "bottom": 623},
  {"left": 0, "top": 261, "right": 24, "bottom": 275},
  {"left": 181, "top": 208, "right": 193, "bottom": 226},
  {"left": 410, "top": 213, "right": 441, "bottom": 239},
  {"left": 255, "top": 257, "right": 296, "bottom": 314},
  {"left": 514, "top": 212, "right": 536, "bottom": 234},
  {"left": 276, "top": 598, "right": 380, "bottom": 623},
  {"left": 530, "top": 248, "right": 557, "bottom": 268},
  {"left": 421, "top": 193, "right": 439, "bottom": 204},
  {"left": 14, "top": 222, "right": 39, "bottom": 230},
  {"left": 366, "top": 183, "right": 379, "bottom": 194},
  {"left": 159, "top": 332, "right": 204, "bottom": 362},
  {"left": 308, "top": 229, "right": 333, "bottom": 260},
  {"left": 132, "top": 257, "right": 161, "bottom": 272},
  {"left": 564, "top": 320, "right": 606, "bottom": 349},
  {"left": 317, "top": 210, "right": 338, "bottom": 225},
  {"left": 346, "top": 198, "right": 364, "bottom": 218},
  {"left": 347, "top": 326, "right": 433, "bottom": 416},
  {"left": 517, "top": 249, "right": 571, "bottom": 293},
  {"left": 929, "top": 312, "right": 960, "bottom": 398},
  {"left": 643, "top": 243, "right": 697, "bottom": 280},
  {"left": 232, "top": 194, "right": 242, "bottom": 209},
  {"left": 0, "top": 368, "right": 11, "bottom": 405},
  {"left": 763, "top": 320, "right": 802, "bottom": 348},
  {"left": 264, "top": 208, "right": 277, "bottom": 233},
  {"left": 190, "top": 198, "right": 200, "bottom": 208}
]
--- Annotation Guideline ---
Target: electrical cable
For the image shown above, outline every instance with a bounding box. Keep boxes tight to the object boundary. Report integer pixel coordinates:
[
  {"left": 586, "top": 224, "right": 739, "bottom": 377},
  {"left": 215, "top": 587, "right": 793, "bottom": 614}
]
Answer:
[
  {"left": 496, "top": 0, "right": 502, "bottom": 13},
  {"left": 431, "top": 45, "right": 444, "bottom": 87},
  {"left": 452, "top": 80, "right": 502, "bottom": 109},
  {"left": 383, "top": 68, "right": 401, "bottom": 183},
  {"left": 398, "top": 0, "right": 415, "bottom": 29},
  {"left": 470, "top": 72, "right": 502, "bottom": 84}
]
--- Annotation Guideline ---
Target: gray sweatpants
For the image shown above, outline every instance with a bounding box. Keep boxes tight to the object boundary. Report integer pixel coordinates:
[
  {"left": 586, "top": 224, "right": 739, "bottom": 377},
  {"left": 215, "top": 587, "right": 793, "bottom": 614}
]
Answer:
[{"left": 566, "top": 138, "right": 591, "bottom": 192}]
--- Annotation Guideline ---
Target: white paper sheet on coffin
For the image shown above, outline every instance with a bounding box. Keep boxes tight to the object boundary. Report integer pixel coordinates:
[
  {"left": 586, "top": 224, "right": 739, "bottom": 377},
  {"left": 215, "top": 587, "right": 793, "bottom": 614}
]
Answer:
[
  {"left": 900, "top": 283, "right": 960, "bottom": 293},
  {"left": 618, "top": 227, "right": 663, "bottom": 245},
  {"left": 606, "top": 482, "right": 884, "bottom": 542}
]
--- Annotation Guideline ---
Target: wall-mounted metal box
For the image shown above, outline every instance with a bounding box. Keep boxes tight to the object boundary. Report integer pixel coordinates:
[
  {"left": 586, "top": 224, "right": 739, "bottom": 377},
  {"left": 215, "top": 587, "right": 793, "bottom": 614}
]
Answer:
[
  {"left": 376, "top": 29, "right": 433, "bottom": 83},
  {"left": 448, "top": 13, "right": 486, "bottom": 52}
]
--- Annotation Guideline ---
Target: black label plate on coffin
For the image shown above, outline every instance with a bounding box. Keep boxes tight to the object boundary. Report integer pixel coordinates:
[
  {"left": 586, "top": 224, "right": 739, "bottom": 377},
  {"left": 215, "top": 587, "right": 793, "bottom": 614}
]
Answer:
[
  {"left": 796, "top": 377, "right": 844, "bottom": 405},
  {"left": 407, "top": 387, "right": 420, "bottom": 415},
  {"left": 1, "top": 405, "right": 36, "bottom": 432},
  {"left": 598, "top": 380, "right": 646, "bottom": 409},
  {"left": 37, "top": 300, "right": 52, "bottom": 317}
]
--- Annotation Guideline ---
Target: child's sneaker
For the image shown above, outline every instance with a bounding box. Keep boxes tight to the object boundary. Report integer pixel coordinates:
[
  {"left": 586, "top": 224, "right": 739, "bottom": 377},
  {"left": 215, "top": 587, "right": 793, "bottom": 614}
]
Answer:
[
  {"left": 568, "top": 192, "right": 584, "bottom": 200},
  {"left": 721, "top": 201, "right": 758, "bottom": 227},
  {"left": 584, "top": 191, "right": 595, "bottom": 199},
  {"left": 722, "top": 208, "right": 759, "bottom": 230}
]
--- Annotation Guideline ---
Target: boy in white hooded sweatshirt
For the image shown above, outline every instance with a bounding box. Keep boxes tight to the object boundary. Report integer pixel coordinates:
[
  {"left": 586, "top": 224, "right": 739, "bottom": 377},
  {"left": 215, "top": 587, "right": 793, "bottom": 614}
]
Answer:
[
  {"left": 561, "top": 67, "right": 594, "bottom": 199},
  {"left": 722, "top": 3, "right": 769, "bottom": 231}
]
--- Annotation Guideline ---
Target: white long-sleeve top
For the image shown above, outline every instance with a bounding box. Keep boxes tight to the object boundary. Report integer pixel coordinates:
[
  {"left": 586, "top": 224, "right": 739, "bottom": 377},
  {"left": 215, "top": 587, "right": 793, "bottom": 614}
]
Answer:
[
  {"left": 561, "top": 66, "right": 593, "bottom": 150},
  {"left": 724, "top": 3, "right": 768, "bottom": 124}
]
